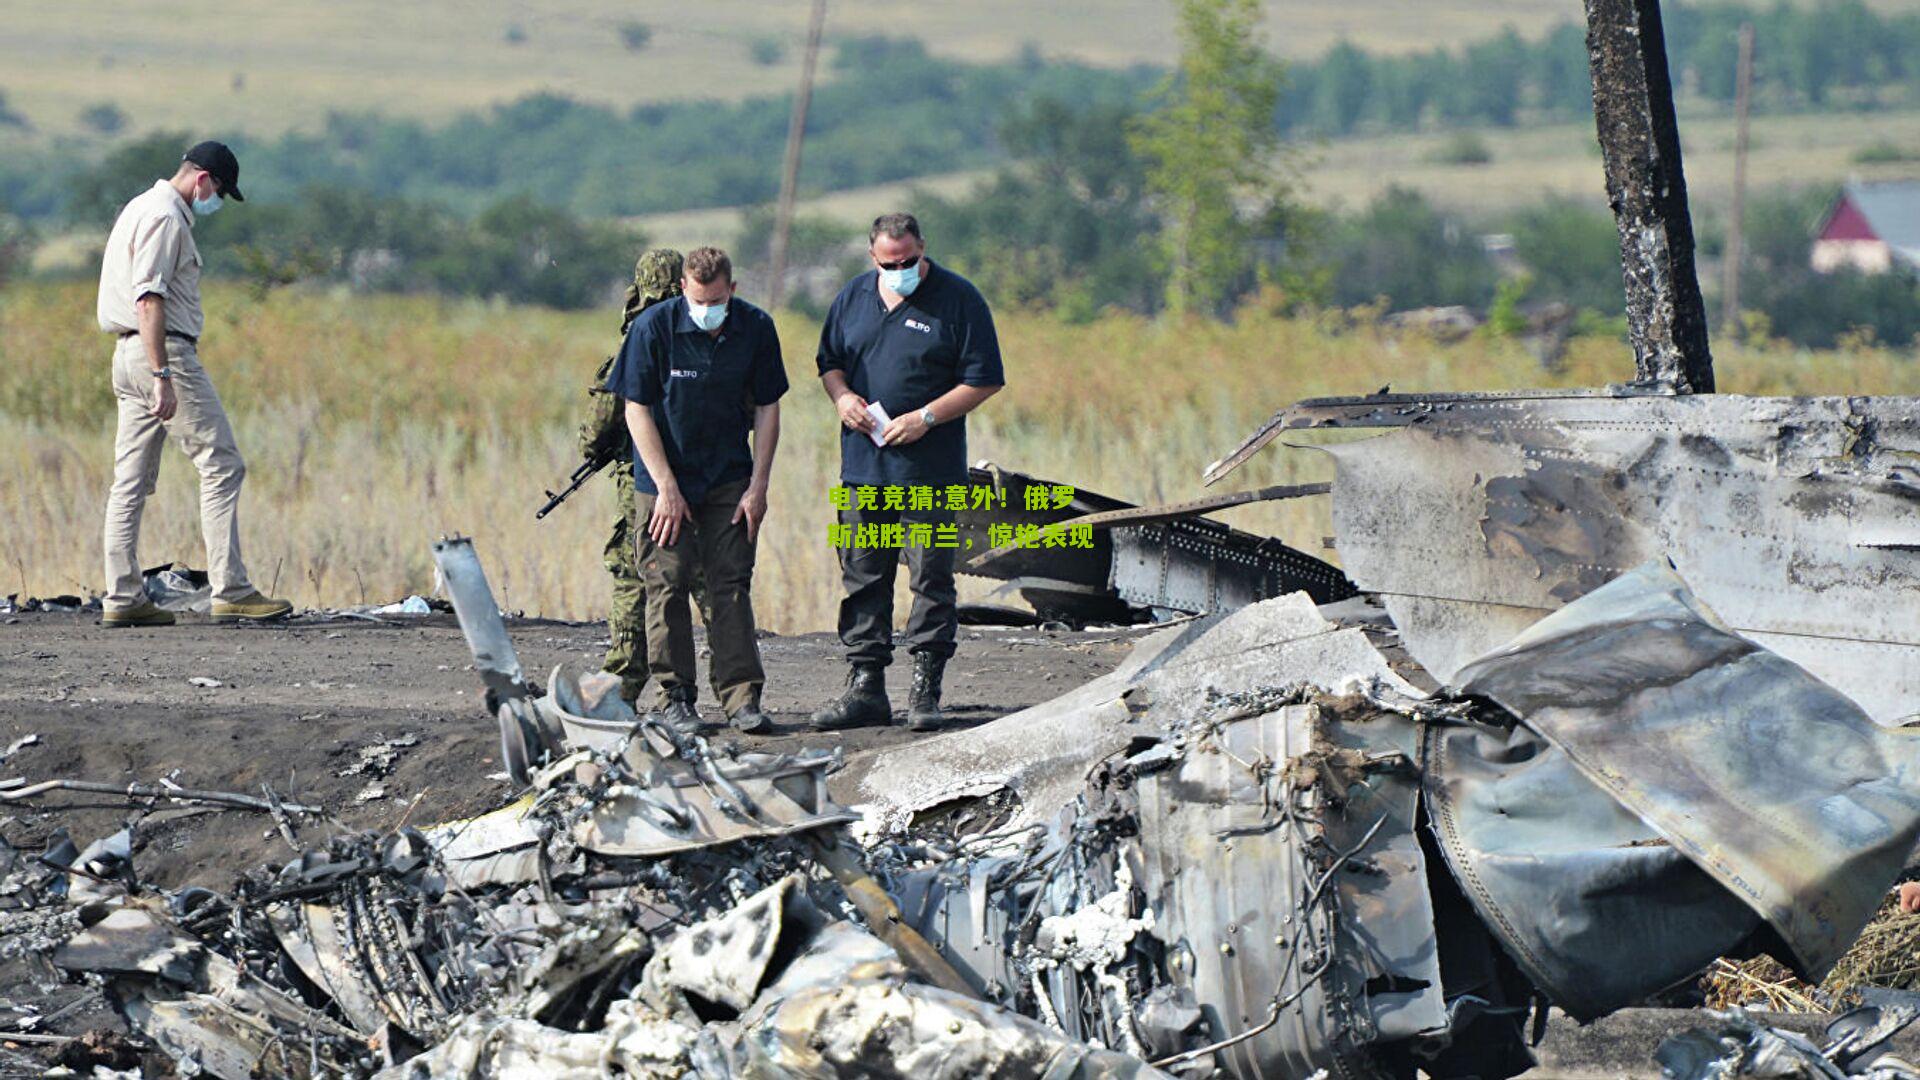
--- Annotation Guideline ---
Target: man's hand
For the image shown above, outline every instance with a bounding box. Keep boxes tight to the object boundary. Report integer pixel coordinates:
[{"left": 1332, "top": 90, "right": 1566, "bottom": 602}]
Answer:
[
  {"left": 835, "top": 392, "right": 875, "bottom": 433},
  {"left": 150, "top": 378, "right": 178, "bottom": 421},
  {"left": 649, "top": 485, "right": 693, "bottom": 547},
  {"left": 881, "top": 410, "right": 931, "bottom": 446},
  {"left": 732, "top": 483, "right": 769, "bottom": 542},
  {"left": 1900, "top": 881, "right": 1920, "bottom": 914}
]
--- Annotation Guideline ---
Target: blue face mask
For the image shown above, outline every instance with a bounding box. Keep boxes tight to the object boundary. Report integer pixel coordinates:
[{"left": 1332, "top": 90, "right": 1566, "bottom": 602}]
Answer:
[
  {"left": 880, "top": 262, "right": 921, "bottom": 296},
  {"left": 687, "top": 297, "right": 728, "bottom": 331},
  {"left": 192, "top": 193, "right": 223, "bottom": 217}
]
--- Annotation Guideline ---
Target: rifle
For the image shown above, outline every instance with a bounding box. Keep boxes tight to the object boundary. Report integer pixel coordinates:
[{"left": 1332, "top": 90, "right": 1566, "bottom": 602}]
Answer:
[{"left": 536, "top": 453, "right": 613, "bottom": 520}]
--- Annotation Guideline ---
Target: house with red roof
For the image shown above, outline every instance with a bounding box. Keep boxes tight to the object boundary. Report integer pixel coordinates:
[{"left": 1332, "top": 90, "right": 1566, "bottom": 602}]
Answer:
[{"left": 1812, "top": 180, "right": 1920, "bottom": 274}]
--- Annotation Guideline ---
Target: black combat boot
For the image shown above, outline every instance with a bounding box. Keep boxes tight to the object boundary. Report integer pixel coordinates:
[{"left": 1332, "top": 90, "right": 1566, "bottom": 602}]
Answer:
[
  {"left": 906, "top": 652, "right": 946, "bottom": 731},
  {"left": 659, "top": 685, "right": 708, "bottom": 737},
  {"left": 729, "top": 688, "right": 774, "bottom": 735},
  {"left": 809, "top": 663, "right": 890, "bottom": 730}
]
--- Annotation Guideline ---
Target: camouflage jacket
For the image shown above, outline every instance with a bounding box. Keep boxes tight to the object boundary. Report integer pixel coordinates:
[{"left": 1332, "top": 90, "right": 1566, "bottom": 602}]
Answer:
[{"left": 578, "top": 248, "right": 684, "bottom": 464}]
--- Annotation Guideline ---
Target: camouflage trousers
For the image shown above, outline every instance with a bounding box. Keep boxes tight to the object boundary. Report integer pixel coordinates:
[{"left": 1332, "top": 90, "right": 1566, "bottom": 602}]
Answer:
[
  {"left": 602, "top": 467, "right": 707, "bottom": 703},
  {"left": 603, "top": 468, "right": 649, "bottom": 703}
]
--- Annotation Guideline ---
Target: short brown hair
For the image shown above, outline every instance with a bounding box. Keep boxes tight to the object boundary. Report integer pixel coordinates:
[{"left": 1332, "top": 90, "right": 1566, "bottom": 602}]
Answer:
[
  {"left": 869, "top": 212, "right": 923, "bottom": 246},
  {"left": 684, "top": 246, "right": 733, "bottom": 285}
]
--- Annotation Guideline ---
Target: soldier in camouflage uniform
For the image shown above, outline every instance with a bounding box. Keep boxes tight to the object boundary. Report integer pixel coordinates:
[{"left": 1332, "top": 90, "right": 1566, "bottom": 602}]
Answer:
[{"left": 583, "top": 249, "right": 687, "bottom": 704}]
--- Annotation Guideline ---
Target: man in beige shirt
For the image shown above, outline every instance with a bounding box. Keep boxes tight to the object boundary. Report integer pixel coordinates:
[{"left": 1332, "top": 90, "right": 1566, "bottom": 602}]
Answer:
[{"left": 96, "top": 141, "right": 290, "bottom": 627}]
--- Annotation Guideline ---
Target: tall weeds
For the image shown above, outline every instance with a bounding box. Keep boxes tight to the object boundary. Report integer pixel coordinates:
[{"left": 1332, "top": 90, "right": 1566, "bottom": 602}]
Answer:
[{"left": 3, "top": 282, "right": 1911, "bottom": 630}]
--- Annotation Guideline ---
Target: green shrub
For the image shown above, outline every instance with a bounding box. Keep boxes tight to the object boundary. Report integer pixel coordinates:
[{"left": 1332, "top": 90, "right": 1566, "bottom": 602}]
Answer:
[
  {"left": 1324, "top": 187, "right": 1499, "bottom": 311},
  {"left": 1853, "top": 141, "right": 1919, "bottom": 164},
  {"left": 1426, "top": 132, "right": 1493, "bottom": 166},
  {"left": 79, "top": 103, "right": 126, "bottom": 136},
  {"left": 748, "top": 35, "right": 786, "bottom": 66},
  {"left": 617, "top": 21, "right": 652, "bottom": 52}
]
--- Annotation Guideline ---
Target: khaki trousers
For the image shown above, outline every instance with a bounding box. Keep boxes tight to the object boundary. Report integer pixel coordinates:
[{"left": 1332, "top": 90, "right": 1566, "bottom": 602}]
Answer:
[
  {"left": 103, "top": 336, "right": 255, "bottom": 610},
  {"left": 633, "top": 478, "right": 765, "bottom": 715}
]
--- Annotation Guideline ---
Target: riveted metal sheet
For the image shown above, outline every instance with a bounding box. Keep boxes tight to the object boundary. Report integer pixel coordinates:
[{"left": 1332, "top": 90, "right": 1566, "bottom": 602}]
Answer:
[
  {"left": 957, "top": 462, "right": 1355, "bottom": 621},
  {"left": 1110, "top": 519, "right": 1359, "bottom": 613},
  {"left": 1423, "top": 715, "right": 1763, "bottom": 1021},
  {"left": 1234, "top": 392, "right": 1920, "bottom": 721},
  {"left": 1456, "top": 561, "right": 1920, "bottom": 982}
]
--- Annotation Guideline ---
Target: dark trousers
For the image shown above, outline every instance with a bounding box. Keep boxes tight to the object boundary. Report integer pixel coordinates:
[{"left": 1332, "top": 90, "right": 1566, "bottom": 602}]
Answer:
[
  {"left": 837, "top": 504, "right": 958, "bottom": 667},
  {"left": 634, "top": 478, "right": 764, "bottom": 714}
]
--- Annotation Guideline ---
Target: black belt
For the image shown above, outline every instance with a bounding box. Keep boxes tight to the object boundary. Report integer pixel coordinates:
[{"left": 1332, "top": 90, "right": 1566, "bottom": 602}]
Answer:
[{"left": 119, "top": 330, "right": 198, "bottom": 345}]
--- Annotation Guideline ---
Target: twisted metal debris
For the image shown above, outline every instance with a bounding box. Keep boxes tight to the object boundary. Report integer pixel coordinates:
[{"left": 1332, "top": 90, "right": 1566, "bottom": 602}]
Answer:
[{"left": 17, "top": 543, "right": 1917, "bottom": 1079}]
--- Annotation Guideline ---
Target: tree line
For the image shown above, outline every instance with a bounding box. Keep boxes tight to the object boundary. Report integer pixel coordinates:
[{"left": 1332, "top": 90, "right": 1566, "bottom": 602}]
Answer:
[
  {"left": 7, "top": 1, "right": 1920, "bottom": 225},
  {"left": 0, "top": 38, "right": 1153, "bottom": 224},
  {"left": 4, "top": 0, "right": 1918, "bottom": 343},
  {"left": 924, "top": 119, "right": 1920, "bottom": 350},
  {"left": 1280, "top": 0, "right": 1920, "bottom": 136}
]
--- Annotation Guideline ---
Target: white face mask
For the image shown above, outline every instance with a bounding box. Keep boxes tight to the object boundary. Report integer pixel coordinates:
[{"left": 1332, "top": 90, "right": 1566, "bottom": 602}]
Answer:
[
  {"left": 687, "top": 297, "right": 728, "bottom": 331},
  {"left": 879, "top": 262, "right": 922, "bottom": 296},
  {"left": 189, "top": 175, "right": 224, "bottom": 216}
]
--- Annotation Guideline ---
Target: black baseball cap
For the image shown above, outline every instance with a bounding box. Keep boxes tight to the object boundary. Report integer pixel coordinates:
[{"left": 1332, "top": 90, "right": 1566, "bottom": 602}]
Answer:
[{"left": 182, "top": 140, "right": 244, "bottom": 202}]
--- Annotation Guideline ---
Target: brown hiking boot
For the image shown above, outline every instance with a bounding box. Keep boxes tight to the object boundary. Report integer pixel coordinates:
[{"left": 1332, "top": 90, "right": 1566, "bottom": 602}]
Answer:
[
  {"left": 212, "top": 592, "right": 293, "bottom": 622},
  {"left": 102, "top": 600, "right": 176, "bottom": 628}
]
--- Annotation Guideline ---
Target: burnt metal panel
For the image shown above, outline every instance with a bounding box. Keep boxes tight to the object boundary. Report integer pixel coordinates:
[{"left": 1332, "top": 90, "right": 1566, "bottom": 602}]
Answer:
[
  {"left": 1110, "top": 519, "right": 1358, "bottom": 612},
  {"left": 1424, "top": 715, "right": 1762, "bottom": 1021},
  {"left": 1211, "top": 392, "right": 1920, "bottom": 721},
  {"left": 839, "top": 593, "right": 1424, "bottom": 830},
  {"left": 956, "top": 463, "right": 1129, "bottom": 590},
  {"left": 958, "top": 463, "right": 1355, "bottom": 621},
  {"left": 1131, "top": 703, "right": 1446, "bottom": 1078},
  {"left": 1456, "top": 562, "right": 1920, "bottom": 982}
]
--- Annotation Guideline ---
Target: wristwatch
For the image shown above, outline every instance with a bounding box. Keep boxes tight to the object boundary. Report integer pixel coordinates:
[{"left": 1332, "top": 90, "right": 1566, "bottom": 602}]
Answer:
[
  {"left": 919, "top": 406, "right": 937, "bottom": 427},
  {"left": 150, "top": 366, "right": 173, "bottom": 380}
]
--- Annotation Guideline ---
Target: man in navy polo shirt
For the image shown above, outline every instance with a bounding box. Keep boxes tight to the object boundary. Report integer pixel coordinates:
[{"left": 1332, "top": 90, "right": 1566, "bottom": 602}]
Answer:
[
  {"left": 809, "top": 213, "right": 1005, "bottom": 732},
  {"left": 605, "top": 247, "right": 787, "bottom": 735}
]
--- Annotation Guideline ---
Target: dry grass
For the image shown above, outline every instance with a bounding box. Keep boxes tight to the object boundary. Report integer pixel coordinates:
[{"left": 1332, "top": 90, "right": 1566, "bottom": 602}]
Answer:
[
  {"left": 616, "top": 105, "right": 1920, "bottom": 256},
  {"left": 0, "top": 0, "right": 1710, "bottom": 139},
  {"left": 1704, "top": 897, "right": 1920, "bottom": 1013},
  {"left": 1301, "top": 106, "right": 1920, "bottom": 216},
  {"left": 3, "top": 281, "right": 1916, "bottom": 632},
  {"left": 13, "top": 0, "right": 1920, "bottom": 140}
]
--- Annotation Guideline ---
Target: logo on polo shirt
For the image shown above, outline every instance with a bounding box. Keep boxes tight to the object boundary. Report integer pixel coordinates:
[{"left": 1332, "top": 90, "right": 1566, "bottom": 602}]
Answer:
[
  {"left": 669, "top": 368, "right": 701, "bottom": 379},
  {"left": 904, "top": 318, "right": 932, "bottom": 333}
]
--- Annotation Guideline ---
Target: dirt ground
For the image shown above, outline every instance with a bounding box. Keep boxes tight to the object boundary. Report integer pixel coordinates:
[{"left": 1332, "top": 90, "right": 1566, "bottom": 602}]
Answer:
[
  {"left": 0, "top": 609, "right": 1138, "bottom": 891},
  {"left": 0, "top": 609, "right": 1140, "bottom": 1066}
]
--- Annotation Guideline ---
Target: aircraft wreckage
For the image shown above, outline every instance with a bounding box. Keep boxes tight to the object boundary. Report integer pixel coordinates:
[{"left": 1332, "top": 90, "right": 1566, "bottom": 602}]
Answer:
[
  {"left": 18, "top": 0, "right": 1920, "bottom": 1075},
  {"left": 27, "top": 540, "right": 1920, "bottom": 1079}
]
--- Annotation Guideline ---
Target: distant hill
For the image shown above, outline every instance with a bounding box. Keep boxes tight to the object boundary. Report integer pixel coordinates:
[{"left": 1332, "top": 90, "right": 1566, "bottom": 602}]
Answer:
[{"left": 5, "top": 0, "right": 1918, "bottom": 137}]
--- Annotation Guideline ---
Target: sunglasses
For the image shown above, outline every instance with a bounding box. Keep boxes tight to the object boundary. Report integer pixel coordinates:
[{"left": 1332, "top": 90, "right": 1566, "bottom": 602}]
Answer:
[{"left": 872, "top": 253, "right": 920, "bottom": 271}]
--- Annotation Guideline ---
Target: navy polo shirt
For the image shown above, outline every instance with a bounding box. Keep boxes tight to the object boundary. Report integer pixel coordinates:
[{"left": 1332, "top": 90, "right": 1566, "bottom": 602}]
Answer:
[
  {"left": 604, "top": 295, "right": 789, "bottom": 502},
  {"left": 815, "top": 261, "right": 1004, "bottom": 487}
]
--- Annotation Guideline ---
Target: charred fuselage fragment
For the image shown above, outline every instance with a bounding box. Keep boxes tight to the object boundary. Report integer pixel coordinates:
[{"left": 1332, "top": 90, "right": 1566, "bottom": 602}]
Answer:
[
  {"left": 955, "top": 463, "right": 1354, "bottom": 624},
  {"left": 1205, "top": 391, "right": 1920, "bottom": 722}
]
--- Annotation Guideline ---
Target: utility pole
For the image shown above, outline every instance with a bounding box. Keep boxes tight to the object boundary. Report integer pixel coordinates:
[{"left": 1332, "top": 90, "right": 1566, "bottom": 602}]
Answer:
[
  {"left": 768, "top": 0, "right": 828, "bottom": 312},
  {"left": 1721, "top": 22, "right": 1754, "bottom": 339},
  {"left": 1584, "top": 0, "right": 1716, "bottom": 393}
]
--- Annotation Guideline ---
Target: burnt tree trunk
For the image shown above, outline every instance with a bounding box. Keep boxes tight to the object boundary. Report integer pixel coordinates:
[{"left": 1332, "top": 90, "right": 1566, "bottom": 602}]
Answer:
[{"left": 1585, "top": 0, "right": 1716, "bottom": 393}]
